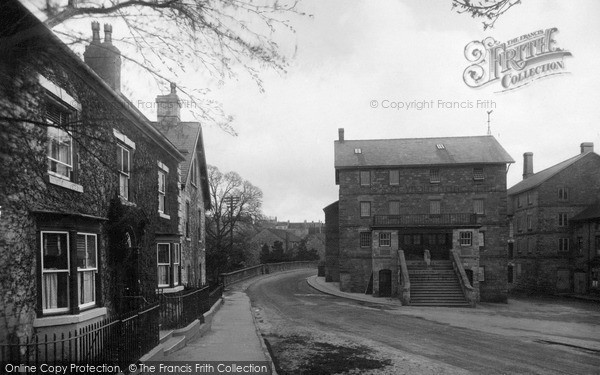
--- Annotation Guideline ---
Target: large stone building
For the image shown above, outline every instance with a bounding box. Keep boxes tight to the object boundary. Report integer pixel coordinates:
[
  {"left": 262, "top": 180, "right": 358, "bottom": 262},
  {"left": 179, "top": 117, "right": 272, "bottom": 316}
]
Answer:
[
  {"left": 0, "top": 1, "right": 209, "bottom": 347},
  {"left": 325, "top": 129, "right": 514, "bottom": 304},
  {"left": 507, "top": 143, "right": 600, "bottom": 294}
]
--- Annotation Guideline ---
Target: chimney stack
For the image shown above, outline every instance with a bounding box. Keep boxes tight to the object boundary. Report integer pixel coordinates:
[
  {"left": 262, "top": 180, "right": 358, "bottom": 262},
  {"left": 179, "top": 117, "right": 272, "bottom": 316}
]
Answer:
[
  {"left": 580, "top": 142, "right": 594, "bottom": 154},
  {"left": 523, "top": 152, "right": 534, "bottom": 180},
  {"left": 338, "top": 128, "right": 344, "bottom": 142},
  {"left": 84, "top": 22, "right": 121, "bottom": 91},
  {"left": 155, "top": 82, "right": 181, "bottom": 131}
]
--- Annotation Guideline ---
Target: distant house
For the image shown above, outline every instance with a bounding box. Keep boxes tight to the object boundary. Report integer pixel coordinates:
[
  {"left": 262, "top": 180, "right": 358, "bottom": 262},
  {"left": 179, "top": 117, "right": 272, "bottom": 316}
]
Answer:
[
  {"left": 325, "top": 128, "right": 514, "bottom": 304},
  {"left": 507, "top": 143, "right": 600, "bottom": 294},
  {"left": 251, "top": 228, "right": 303, "bottom": 254},
  {"left": 305, "top": 232, "right": 326, "bottom": 260},
  {"left": 274, "top": 220, "right": 324, "bottom": 237}
]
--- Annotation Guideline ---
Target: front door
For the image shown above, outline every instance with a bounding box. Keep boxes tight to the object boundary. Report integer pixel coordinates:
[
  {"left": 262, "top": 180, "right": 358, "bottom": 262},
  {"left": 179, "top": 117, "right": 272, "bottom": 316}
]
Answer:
[{"left": 378, "top": 269, "right": 392, "bottom": 297}]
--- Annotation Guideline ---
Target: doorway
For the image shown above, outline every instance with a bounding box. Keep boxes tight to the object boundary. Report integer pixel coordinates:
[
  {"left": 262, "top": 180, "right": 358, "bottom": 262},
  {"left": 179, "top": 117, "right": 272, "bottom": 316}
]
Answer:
[{"left": 379, "top": 269, "right": 392, "bottom": 297}]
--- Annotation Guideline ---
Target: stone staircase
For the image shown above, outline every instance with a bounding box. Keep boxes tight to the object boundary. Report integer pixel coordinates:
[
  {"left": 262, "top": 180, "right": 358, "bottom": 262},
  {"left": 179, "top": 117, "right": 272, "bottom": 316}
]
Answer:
[{"left": 407, "top": 260, "right": 470, "bottom": 307}]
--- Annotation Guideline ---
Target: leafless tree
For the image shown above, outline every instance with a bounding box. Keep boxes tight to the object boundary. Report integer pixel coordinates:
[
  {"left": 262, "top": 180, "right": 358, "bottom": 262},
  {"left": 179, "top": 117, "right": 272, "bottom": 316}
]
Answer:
[
  {"left": 452, "top": 0, "right": 521, "bottom": 30},
  {"left": 29, "top": 0, "right": 307, "bottom": 134},
  {"left": 205, "top": 164, "right": 263, "bottom": 278}
]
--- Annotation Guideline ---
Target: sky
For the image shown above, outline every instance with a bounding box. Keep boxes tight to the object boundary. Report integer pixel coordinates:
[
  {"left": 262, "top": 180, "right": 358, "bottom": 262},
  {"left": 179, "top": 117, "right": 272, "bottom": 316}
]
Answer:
[{"left": 32, "top": 0, "right": 600, "bottom": 222}]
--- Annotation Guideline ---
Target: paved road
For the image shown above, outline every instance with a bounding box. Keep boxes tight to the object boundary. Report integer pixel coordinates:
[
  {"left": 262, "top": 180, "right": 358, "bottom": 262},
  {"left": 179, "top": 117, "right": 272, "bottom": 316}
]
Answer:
[{"left": 246, "top": 269, "right": 600, "bottom": 375}]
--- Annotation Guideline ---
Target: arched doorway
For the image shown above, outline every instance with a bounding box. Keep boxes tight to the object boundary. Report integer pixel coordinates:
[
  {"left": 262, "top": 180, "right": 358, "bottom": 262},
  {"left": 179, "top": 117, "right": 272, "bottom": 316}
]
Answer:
[{"left": 379, "top": 269, "right": 392, "bottom": 297}]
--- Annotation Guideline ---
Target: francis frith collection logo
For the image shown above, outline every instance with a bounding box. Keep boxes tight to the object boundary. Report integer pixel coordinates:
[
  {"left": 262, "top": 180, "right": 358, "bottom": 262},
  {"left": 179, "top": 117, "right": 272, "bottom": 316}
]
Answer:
[{"left": 463, "top": 28, "right": 572, "bottom": 92}]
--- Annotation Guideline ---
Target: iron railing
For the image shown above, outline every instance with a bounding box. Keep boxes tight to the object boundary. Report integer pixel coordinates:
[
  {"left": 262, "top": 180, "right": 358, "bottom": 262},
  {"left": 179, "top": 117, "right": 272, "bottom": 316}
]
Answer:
[
  {"left": 0, "top": 303, "right": 160, "bottom": 372},
  {"left": 373, "top": 213, "right": 478, "bottom": 227},
  {"left": 159, "top": 285, "right": 223, "bottom": 330}
]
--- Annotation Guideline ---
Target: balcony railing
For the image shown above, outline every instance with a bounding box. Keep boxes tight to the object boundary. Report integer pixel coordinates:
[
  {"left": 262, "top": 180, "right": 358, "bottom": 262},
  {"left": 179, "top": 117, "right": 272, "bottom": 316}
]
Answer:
[{"left": 373, "top": 213, "right": 478, "bottom": 227}]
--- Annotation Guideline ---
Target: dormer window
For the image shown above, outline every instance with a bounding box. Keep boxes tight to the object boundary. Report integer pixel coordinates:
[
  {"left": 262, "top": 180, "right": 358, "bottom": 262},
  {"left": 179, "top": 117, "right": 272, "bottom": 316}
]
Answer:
[{"left": 473, "top": 168, "right": 484, "bottom": 181}]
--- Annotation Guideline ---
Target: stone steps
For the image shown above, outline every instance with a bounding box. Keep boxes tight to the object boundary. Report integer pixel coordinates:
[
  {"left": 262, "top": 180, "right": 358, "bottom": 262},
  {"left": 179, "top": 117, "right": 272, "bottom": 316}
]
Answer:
[{"left": 408, "top": 261, "right": 468, "bottom": 307}]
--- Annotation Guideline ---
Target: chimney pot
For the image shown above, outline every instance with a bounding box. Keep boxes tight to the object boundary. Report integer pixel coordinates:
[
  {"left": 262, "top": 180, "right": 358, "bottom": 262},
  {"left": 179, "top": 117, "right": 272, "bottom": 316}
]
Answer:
[
  {"left": 84, "top": 22, "right": 121, "bottom": 91},
  {"left": 104, "top": 24, "right": 112, "bottom": 43},
  {"left": 170, "top": 82, "right": 177, "bottom": 94},
  {"left": 91, "top": 22, "right": 100, "bottom": 42},
  {"left": 523, "top": 152, "right": 534, "bottom": 180},
  {"left": 338, "top": 128, "right": 344, "bottom": 142},
  {"left": 581, "top": 142, "right": 594, "bottom": 154}
]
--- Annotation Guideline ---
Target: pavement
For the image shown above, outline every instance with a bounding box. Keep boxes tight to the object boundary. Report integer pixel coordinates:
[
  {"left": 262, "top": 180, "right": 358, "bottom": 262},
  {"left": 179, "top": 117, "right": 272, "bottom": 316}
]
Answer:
[
  {"left": 164, "top": 289, "right": 274, "bottom": 369},
  {"left": 306, "top": 275, "right": 404, "bottom": 306}
]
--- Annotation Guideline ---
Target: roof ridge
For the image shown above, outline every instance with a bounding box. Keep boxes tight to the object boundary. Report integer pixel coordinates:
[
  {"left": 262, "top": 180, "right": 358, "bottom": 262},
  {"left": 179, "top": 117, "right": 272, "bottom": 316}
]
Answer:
[
  {"left": 335, "top": 135, "right": 495, "bottom": 143},
  {"left": 508, "top": 152, "right": 590, "bottom": 193}
]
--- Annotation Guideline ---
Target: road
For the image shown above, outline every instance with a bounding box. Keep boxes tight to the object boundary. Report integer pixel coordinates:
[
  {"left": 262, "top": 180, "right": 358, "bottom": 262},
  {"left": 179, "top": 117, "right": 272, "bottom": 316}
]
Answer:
[{"left": 245, "top": 269, "right": 600, "bottom": 375}]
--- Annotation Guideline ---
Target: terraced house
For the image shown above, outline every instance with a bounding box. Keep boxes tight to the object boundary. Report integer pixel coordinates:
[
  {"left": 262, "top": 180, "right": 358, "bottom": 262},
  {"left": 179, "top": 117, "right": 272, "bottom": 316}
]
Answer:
[
  {"left": 325, "top": 129, "right": 514, "bottom": 305},
  {"left": 0, "top": 0, "right": 209, "bottom": 355}
]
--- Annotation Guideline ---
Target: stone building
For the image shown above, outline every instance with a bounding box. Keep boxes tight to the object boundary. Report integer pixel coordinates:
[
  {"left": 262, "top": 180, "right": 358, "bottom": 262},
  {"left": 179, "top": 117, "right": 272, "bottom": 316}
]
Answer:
[
  {"left": 153, "top": 84, "right": 211, "bottom": 289},
  {"left": 0, "top": 1, "right": 208, "bottom": 346},
  {"left": 326, "top": 129, "right": 514, "bottom": 304},
  {"left": 507, "top": 143, "right": 600, "bottom": 294}
]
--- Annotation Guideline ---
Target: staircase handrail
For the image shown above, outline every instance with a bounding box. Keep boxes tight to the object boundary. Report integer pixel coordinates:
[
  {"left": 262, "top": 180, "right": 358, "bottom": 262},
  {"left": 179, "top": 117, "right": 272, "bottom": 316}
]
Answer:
[
  {"left": 450, "top": 249, "right": 476, "bottom": 307},
  {"left": 397, "top": 249, "right": 410, "bottom": 305}
]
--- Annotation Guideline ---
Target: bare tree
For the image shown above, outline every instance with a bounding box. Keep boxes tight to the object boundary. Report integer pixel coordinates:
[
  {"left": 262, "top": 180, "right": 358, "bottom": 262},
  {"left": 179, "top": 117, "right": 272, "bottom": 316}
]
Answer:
[
  {"left": 452, "top": 0, "right": 521, "bottom": 30},
  {"left": 205, "top": 164, "right": 263, "bottom": 279},
  {"left": 23, "top": 0, "right": 307, "bottom": 134}
]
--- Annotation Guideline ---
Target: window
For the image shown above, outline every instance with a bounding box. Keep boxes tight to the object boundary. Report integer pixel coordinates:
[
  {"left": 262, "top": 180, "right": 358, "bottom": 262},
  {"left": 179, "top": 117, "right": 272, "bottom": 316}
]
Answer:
[
  {"left": 360, "top": 201, "right": 371, "bottom": 217},
  {"left": 173, "top": 243, "right": 181, "bottom": 286},
  {"left": 117, "top": 144, "right": 130, "bottom": 200},
  {"left": 157, "top": 244, "right": 171, "bottom": 287},
  {"left": 76, "top": 233, "right": 97, "bottom": 308},
  {"left": 558, "top": 238, "right": 569, "bottom": 252},
  {"left": 360, "top": 170, "right": 371, "bottom": 186},
  {"left": 46, "top": 105, "right": 73, "bottom": 180},
  {"left": 517, "top": 217, "right": 523, "bottom": 232},
  {"left": 190, "top": 158, "right": 197, "bottom": 186},
  {"left": 595, "top": 236, "right": 600, "bottom": 256},
  {"left": 517, "top": 195, "right": 523, "bottom": 208},
  {"left": 41, "top": 232, "right": 70, "bottom": 313},
  {"left": 577, "top": 237, "right": 583, "bottom": 256},
  {"left": 429, "top": 200, "right": 441, "bottom": 215},
  {"left": 158, "top": 170, "right": 166, "bottom": 213},
  {"left": 473, "top": 199, "right": 484, "bottom": 215},
  {"left": 527, "top": 192, "right": 533, "bottom": 205},
  {"left": 516, "top": 238, "right": 521, "bottom": 254},
  {"left": 389, "top": 201, "right": 400, "bottom": 215},
  {"left": 413, "top": 234, "right": 421, "bottom": 245},
  {"left": 185, "top": 201, "right": 190, "bottom": 238},
  {"left": 507, "top": 264, "right": 514, "bottom": 283},
  {"left": 379, "top": 232, "right": 391, "bottom": 247},
  {"left": 459, "top": 231, "right": 472, "bottom": 246},
  {"left": 558, "top": 213, "right": 568, "bottom": 227},
  {"left": 527, "top": 237, "right": 532, "bottom": 254},
  {"left": 41, "top": 231, "right": 98, "bottom": 314},
  {"left": 473, "top": 168, "right": 484, "bottom": 181},
  {"left": 360, "top": 232, "right": 372, "bottom": 247},
  {"left": 389, "top": 170, "right": 399, "bottom": 185},
  {"left": 403, "top": 235, "right": 412, "bottom": 245},
  {"left": 558, "top": 187, "right": 569, "bottom": 201},
  {"left": 527, "top": 214, "right": 532, "bottom": 231},
  {"left": 479, "top": 232, "right": 485, "bottom": 247},
  {"left": 478, "top": 266, "right": 485, "bottom": 282},
  {"left": 429, "top": 169, "right": 440, "bottom": 183}
]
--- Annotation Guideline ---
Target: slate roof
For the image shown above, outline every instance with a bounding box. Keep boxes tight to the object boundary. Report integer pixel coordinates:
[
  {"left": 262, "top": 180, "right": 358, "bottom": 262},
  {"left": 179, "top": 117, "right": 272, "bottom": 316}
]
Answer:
[
  {"left": 571, "top": 203, "right": 600, "bottom": 221},
  {"left": 507, "top": 152, "right": 595, "bottom": 196},
  {"left": 335, "top": 135, "right": 514, "bottom": 168}
]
